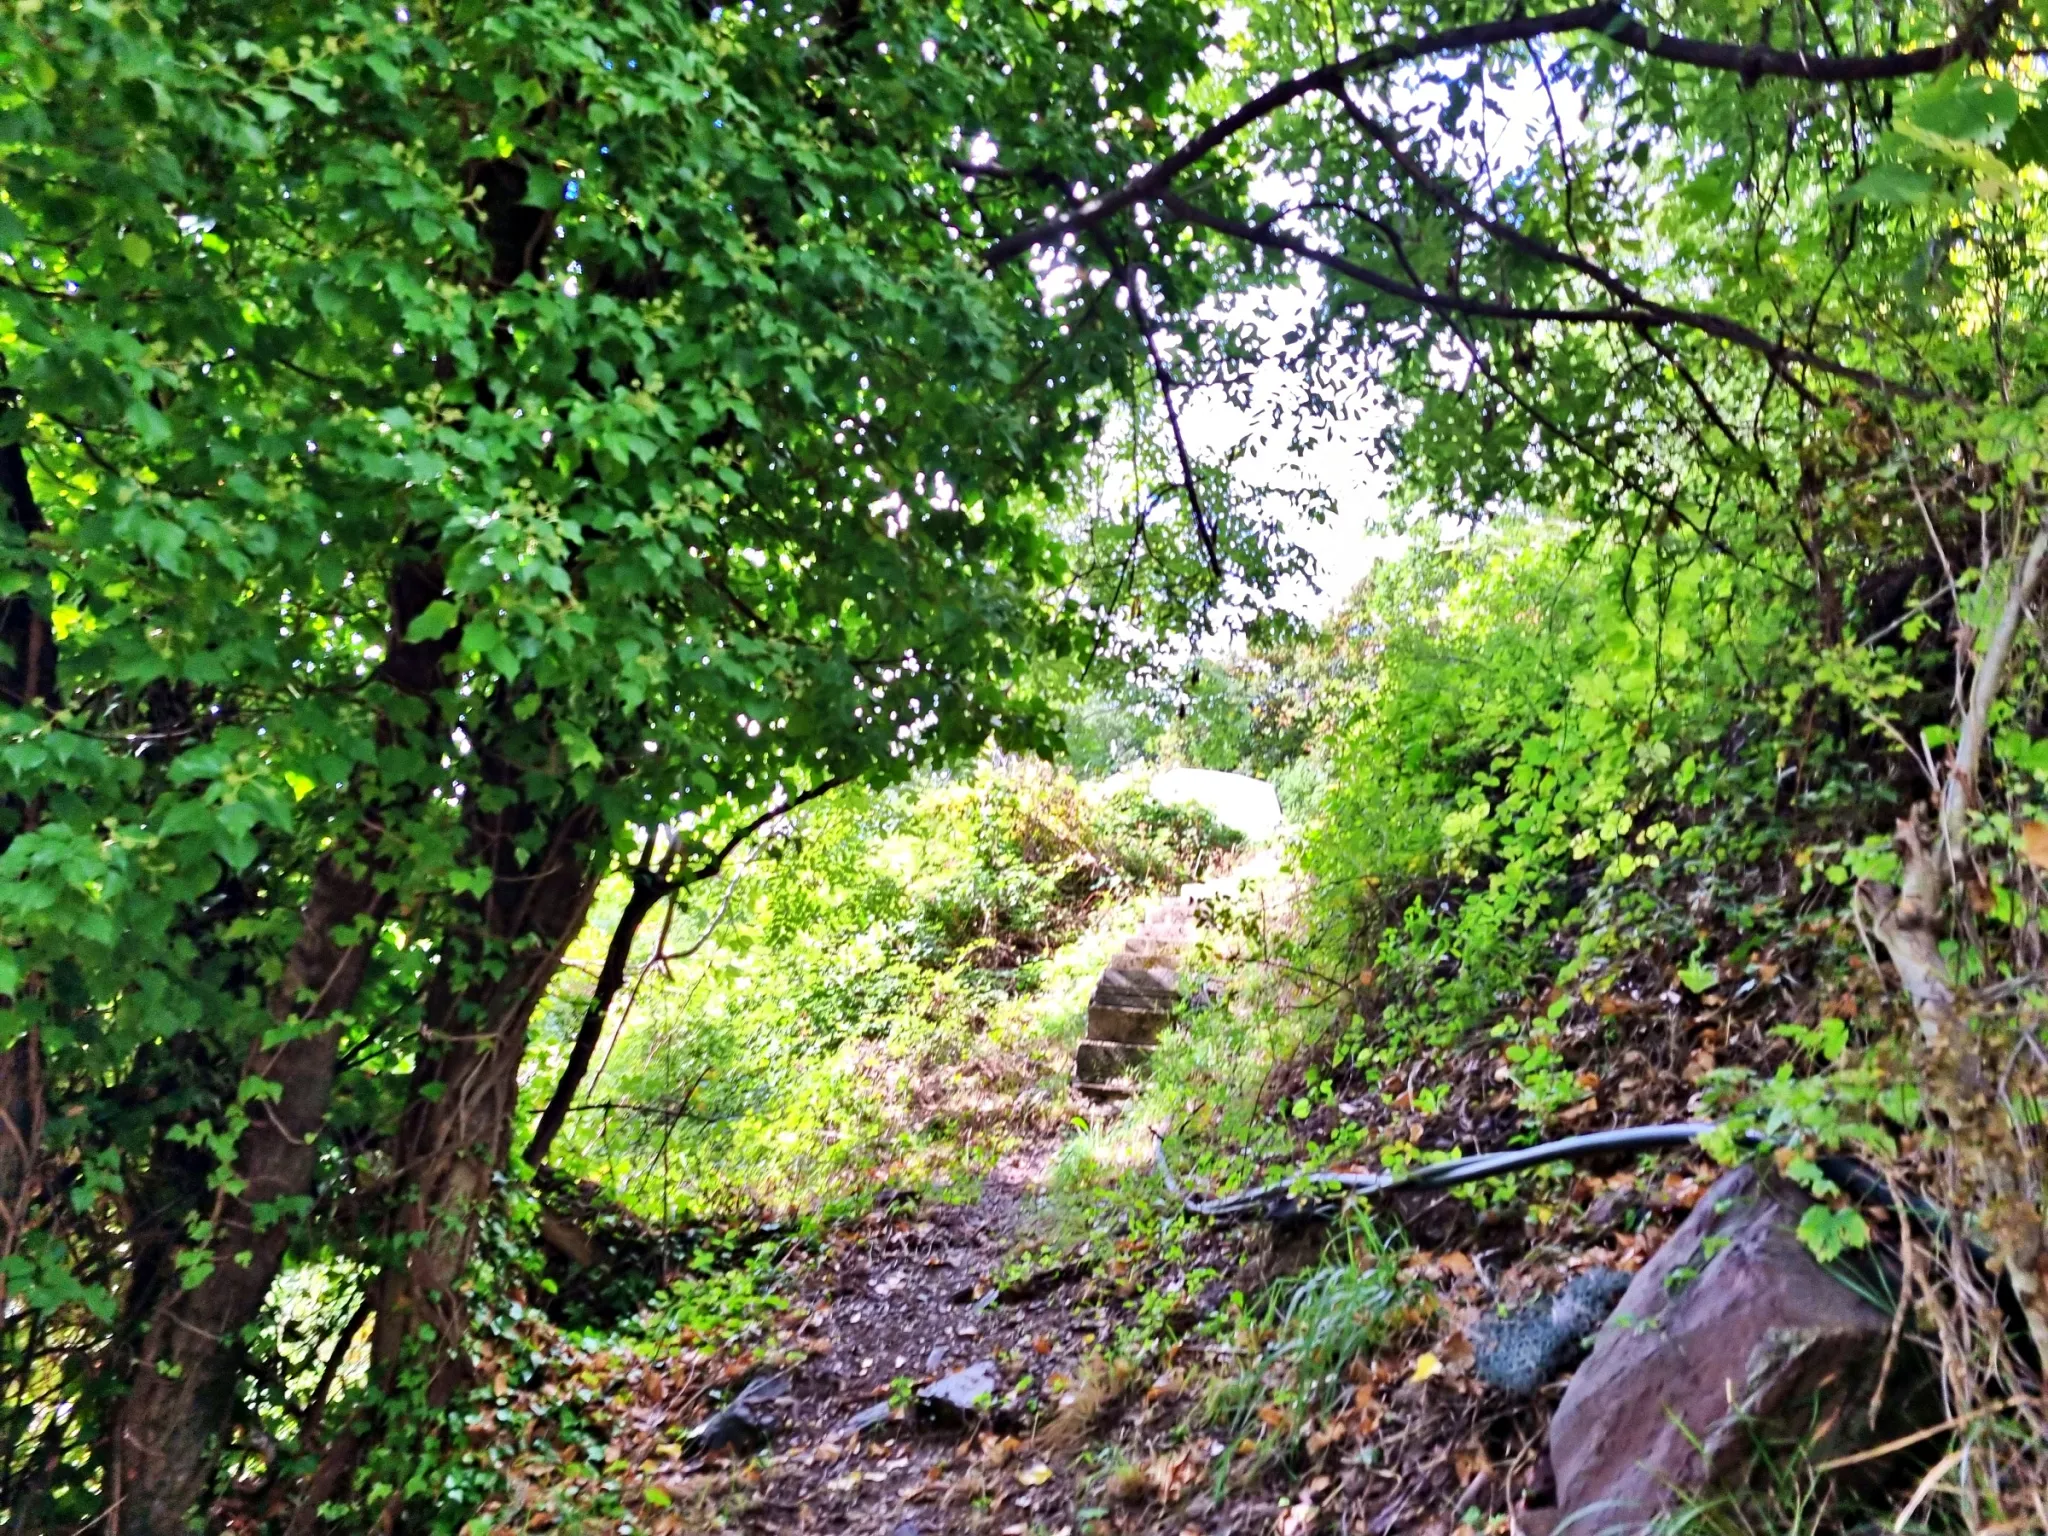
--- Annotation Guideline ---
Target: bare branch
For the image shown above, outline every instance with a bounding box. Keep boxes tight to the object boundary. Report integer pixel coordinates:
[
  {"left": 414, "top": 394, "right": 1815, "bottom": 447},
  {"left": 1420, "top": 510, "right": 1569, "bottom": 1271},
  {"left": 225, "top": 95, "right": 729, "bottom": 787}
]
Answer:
[
  {"left": 1129, "top": 275, "right": 1226, "bottom": 582},
  {"left": 1943, "top": 516, "right": 2048, "bottom": 852},
  {"left": 1156, "top": 192, "right": 1923, "bottom": 400},
  {"left": 986, "top": 1, "right": 2011, "bottom": 266},
  {"left": 521, "top": 776, "right": 849, "bottom": 1169}
]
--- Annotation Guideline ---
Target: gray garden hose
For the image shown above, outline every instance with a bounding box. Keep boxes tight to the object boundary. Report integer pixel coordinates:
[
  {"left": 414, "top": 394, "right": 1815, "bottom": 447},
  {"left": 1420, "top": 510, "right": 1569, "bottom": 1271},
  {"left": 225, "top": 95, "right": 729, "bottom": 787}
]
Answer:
[
  {"left": 1154, "top": 1122, "right": 1953, "bottom": 1245},
  {"left": 1153, "top": 1122, "right": 1722, "bottom": 1223}
]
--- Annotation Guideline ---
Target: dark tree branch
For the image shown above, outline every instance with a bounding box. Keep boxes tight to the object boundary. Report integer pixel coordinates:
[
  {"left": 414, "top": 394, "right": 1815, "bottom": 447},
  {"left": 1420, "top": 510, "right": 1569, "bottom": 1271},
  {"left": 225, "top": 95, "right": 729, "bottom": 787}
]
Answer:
[
  {"left": 0, "top": 403, "right": 55, "bottom": 712},
  {"left": 1156, "top": 192, "right": 1922, "bottom": 402},
  {"left": 521, "top": 776, "right": 849, "bottom": 1169},
  {"left": 1323, "top": 84, "right": 1768, "bottom": 452},
  {"left": 986, "top": 1, "right": 2010, "bottom": 267},
  {"left": 1130, "top": 277, "right": 1226, "bottom": 583},
  {"left": 300, "top": 1289, "right": 374, "bottom": 1438}
]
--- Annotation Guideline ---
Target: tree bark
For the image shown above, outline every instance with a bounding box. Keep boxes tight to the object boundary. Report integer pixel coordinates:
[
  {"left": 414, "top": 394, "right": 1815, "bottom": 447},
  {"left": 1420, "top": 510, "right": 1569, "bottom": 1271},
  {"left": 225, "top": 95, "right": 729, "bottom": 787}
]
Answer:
[
  {"left": 1860, "top": 523, "right": 2048, "bottom": 1367},
  {"left": 289, "top": 805, "right": 603, "bottom": 1534},
  {"left": 110, "top": 553, "right": 453, "bottom": 1536},
  {"left": 369, "top": 805, "right": 603, "bottom": 1404},
  {"left": 0, "top": 1026, "right": 42, "bottom": 1281},
  {"left": 111, "top": 859, "right": 386, "bottom": 1536},
  {"left": 0, "top": 425, "right": 53, "bottom": 1265},
  {"left": 522, "top": 870, "right": 668, "bottom": 1171}
]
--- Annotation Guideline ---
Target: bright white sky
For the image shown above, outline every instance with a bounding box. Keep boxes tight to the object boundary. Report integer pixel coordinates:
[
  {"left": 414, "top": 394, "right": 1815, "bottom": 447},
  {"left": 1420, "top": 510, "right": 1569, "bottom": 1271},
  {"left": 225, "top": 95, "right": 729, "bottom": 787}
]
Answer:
[
  {"left": 1175, "top": 284, "right": 1403, "bottom": 624},
  {"left": 1159, "top": 48, "right": 1575, "bottom": 628}
]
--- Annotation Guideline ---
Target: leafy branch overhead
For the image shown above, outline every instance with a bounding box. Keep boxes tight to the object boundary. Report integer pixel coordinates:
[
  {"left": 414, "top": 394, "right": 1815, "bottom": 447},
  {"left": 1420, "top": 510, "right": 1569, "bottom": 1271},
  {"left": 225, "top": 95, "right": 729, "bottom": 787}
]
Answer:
[
  {"left": 11, "top": 1, "right": 2048, "bottom": 1532},
  {"left": 983, "top": 0, "right": 2048, "bottom": 528}
]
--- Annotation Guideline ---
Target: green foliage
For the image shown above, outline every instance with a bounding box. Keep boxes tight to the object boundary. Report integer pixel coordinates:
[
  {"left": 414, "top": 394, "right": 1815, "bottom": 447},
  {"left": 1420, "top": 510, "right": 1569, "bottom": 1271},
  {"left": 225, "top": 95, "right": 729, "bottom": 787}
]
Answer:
[
  {"left": 1299, "top": 523, "right": 1813, "bottom": 1077},
  {"left": 532, "top": 760, "right": 1238, "bottom": 1218},
  {"left": 1198, "top": 1215, "right": 1420, "bottom": 1490},
  {"left": 0, "top": 0, "right": 1234, "bottom": 1518},
  {"left": 1064, "top": 652, "right": 1328, "bottom": 780},
  {"left": 22, "top": 0, "right": 2048, "bottom": 1523}
]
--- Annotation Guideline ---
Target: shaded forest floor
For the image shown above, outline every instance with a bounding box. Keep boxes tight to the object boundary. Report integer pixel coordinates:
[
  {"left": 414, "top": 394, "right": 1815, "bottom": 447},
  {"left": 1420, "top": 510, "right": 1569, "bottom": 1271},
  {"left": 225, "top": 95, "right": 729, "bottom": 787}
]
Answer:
[{"left": 471, "top": 844, "right": 1840, "bottom": 1536}]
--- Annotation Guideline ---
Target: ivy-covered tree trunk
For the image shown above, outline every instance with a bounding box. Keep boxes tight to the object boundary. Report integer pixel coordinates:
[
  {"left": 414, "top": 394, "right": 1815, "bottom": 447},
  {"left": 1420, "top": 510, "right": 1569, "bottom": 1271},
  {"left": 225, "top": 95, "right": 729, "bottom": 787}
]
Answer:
[
  {"left": 0, "top": 1030, "right": 39, "bottom": 1280},
  {"left": 110, "top": 559, "right": 453, "bottom": 1533},
  {"left": 290, "top": 781, "right": 604, "bottom": 1526},
  {"left": 0, "top": 430, "right": 49, "bottom": 1263},
  {"left": 371, "top": 807, "right": 603, "bottom": 1398},
  {"left": 111, "top": 860, "right": 386, "bottom": 1534}
]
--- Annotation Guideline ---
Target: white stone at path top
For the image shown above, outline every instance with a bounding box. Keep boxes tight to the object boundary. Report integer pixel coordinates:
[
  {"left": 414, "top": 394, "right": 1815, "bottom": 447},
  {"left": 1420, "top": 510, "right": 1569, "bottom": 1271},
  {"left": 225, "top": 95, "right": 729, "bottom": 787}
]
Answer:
[{"left": 1148, "top": 768, "right": 1284, "bottom": 842}]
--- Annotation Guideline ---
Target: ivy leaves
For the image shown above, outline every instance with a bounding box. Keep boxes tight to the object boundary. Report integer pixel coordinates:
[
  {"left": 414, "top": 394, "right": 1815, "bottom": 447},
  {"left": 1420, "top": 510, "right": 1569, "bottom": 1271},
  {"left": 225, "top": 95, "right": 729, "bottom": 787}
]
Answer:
[
  {"left": 1845, "top": 62, "right": 2048, "bottom": 206},
  {"left": 0, "top": 0, "right": 1220, "bottom": 1516}
]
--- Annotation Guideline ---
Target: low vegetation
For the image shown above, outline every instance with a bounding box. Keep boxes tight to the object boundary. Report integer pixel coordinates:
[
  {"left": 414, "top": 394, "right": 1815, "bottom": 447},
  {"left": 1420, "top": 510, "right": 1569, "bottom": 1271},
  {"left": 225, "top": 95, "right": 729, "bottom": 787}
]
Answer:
[{"left": 9, "top": 0, "right": 2048, "bottom": 1532}]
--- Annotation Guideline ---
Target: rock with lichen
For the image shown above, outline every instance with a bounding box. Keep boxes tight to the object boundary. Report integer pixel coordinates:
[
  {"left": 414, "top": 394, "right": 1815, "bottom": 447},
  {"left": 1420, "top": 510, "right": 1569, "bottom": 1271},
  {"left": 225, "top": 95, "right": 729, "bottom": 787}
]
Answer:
[{"left": 1471, "top": 1269, "right": 1631, "bottom": 1395}]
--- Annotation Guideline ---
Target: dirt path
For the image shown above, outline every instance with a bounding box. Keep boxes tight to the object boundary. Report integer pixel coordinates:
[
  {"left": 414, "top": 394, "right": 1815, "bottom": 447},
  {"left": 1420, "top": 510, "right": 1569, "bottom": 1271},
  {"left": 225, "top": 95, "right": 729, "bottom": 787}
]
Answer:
[
  {"left": 701, "top": 1133, "right": 1111, "bottom": 1535},
  {"left": 681, "top": 858, "right": 1292, "bottom": 1533}
]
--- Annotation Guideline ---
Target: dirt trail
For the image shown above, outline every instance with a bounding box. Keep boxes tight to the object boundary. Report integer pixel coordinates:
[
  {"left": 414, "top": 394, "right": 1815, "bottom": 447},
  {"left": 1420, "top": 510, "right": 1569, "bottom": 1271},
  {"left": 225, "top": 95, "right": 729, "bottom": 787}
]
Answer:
[
  {"left": 703, "top": 1134, "right": 1108, "bottom": 1534},
  {"left": 686, "top": 856, "right": 1291, "bottom": 1533}
]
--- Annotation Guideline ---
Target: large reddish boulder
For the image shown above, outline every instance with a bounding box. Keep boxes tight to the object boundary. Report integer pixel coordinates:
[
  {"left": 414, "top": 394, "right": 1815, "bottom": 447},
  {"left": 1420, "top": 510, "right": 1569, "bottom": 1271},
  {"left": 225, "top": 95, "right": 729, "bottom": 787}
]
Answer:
[{"left": 1542, "top": 1163, "right": 1894, "bottom": 1533}]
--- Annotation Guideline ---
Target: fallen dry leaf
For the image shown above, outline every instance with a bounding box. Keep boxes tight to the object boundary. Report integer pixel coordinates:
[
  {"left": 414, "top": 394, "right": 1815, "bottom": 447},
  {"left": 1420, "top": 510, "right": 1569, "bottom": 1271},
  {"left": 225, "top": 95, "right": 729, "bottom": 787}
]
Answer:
[
  {"left": 1146, "top": 1446, "right": 1204, "bottom": 1502},
  {"left": 1275, "top": 1494, "right": 1320, "bottom": 1535},
  {"left": 2024, "top": 820, "right": 2048, "bottom": 871},
  {"left": 1015, "top": 1462, "right": 1053, "bottom": 1487},
  {"left": 1410, "top": 1352, "right": 1442, "bottom": 1384}
]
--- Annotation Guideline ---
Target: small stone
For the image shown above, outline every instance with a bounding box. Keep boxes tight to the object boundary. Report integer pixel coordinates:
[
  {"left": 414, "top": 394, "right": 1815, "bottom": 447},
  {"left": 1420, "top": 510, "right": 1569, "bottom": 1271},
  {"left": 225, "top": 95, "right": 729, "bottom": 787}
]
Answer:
[
  {"left": 917, "top": 1359, "right": 998, "bottom": 1421},
  {"left": 684, "top": 1371, "right": 791, "bottom": 1454}
]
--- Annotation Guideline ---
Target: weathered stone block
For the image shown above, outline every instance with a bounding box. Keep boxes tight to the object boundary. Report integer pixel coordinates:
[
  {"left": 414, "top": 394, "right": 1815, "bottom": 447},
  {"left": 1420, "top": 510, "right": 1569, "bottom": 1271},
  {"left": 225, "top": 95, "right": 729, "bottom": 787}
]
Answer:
[
  {"left": 1085, "top": 1002, "right": 1169, "bottom": 1044},
  {"left": 1091, "top": 965, "right": 1179, "bottom": 1006},
  {"left": 1074, "top": 1039, "right": 1153, "bottom": 1088},
  {"left": 1119, "top": 937, "right": 1183, "bottom": 961}
]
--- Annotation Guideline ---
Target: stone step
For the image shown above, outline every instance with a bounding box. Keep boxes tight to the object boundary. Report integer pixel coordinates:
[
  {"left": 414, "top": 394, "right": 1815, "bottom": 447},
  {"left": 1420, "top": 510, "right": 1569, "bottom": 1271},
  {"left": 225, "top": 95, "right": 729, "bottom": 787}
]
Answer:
[
  {"left": 1119, "top": 936, "right": 1183, "bottom": 958},
  {"left": 1074, "top": 1038, "right": 1154, "bottom": 1091},
  {"left": 1133, "top": 932, "right": 1192, "bottom": 953},
  {"left": 1091, "top": 965, "right": 1178, "bottom": 1006},
  {"left": 1073, "top": 897, "right": 1197, "bottom": 1095},
  {"left": 1085, "top": 1002, "right": 1170, "bottom": 1045}
]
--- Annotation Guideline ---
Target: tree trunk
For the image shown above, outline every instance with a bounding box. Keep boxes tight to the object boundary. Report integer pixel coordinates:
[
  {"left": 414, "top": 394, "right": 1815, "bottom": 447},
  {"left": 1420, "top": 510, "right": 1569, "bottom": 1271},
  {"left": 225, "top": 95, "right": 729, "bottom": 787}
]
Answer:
[
  {"left": 522, "top": 872, "right": 667, "bottom": 1170},
  {"left": 110, "top": 554, "right": 453, "bottom": 1535},
  {"left": 111, "top": 859, "right": 386, "bottom": 1536},
  {"left": 372, "top": 806, "right": 601, "bottom": 1389},
  {"left": 0, "top": 1026, "right": 41, "bottom": 1280},
  {"left": 0, "top": 429, "right": 53, "bottom": 1268},
  {"left": 0, "top": 433, "right": 56, "bottom": 712},
  {"left": 1860, "top": 523, "right": 2048, "bottom": 1366},
  {"left": 290, "top": 808, "right": 601, "bottom": 1534}
]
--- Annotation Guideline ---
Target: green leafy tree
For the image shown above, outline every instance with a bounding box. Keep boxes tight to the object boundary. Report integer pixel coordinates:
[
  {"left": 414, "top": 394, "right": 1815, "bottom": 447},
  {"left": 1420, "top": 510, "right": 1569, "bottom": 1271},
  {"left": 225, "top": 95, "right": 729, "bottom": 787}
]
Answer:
[
  {"left": 987, "top": 0, "right": 2048, "bottom": 1370},
  {"left": 0, "top": 0, "right": 1230, "bottom": 1526}
]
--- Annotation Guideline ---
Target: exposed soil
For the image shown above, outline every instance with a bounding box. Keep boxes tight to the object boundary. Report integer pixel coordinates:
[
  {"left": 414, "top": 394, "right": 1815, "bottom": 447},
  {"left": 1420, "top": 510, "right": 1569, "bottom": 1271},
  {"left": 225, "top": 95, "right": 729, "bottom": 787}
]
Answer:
[
  {"left": 682, "top": 1135, "right": 1115, "bottom": 1534},
  {"left": 558, "top": 859, "right": 1866, "bottom": 1536}
]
